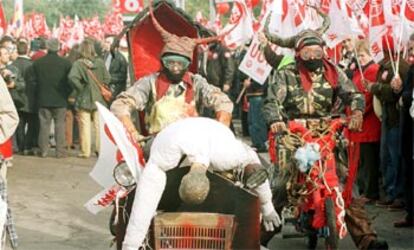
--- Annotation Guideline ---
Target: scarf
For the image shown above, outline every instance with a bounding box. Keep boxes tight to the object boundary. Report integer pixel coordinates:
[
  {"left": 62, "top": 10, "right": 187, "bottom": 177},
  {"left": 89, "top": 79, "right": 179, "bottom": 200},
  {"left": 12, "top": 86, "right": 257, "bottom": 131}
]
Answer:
[
  {"left": 155, "top": 72, "right": 194, "bottom": 103},
  {"left": 297, "top": 58, "right": 338, "bottom": 92}
]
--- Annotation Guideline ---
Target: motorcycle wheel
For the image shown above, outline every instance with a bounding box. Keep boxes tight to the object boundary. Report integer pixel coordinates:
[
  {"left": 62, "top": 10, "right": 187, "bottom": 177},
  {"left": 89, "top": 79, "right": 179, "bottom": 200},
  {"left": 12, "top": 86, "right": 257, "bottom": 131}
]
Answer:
[{"left": 325, "top": 197, "right": 338, "bottom": 250}]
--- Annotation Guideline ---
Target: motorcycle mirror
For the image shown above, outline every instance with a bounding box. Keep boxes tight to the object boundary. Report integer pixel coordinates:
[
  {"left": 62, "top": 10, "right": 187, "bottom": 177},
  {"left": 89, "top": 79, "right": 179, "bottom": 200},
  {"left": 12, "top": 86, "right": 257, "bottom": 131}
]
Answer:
[{"left": 113, "top": 161, "right": 136, "bottom": 188}]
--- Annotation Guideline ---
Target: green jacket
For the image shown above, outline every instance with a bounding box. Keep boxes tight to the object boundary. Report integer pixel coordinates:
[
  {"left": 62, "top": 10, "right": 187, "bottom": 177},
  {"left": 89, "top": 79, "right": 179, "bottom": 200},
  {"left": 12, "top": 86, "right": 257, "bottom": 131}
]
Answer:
[
  {"left": 69, "top": 57, "right": 111, "bottom": 111},
  {"left": 263, "top": 61, "right": 365, "bottom": 124}
]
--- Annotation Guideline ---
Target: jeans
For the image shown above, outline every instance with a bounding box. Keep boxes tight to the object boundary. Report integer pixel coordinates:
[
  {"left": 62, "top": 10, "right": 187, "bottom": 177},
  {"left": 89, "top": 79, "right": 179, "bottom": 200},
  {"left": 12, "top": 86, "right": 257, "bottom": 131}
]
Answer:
[
  {"left": 247, "top": 96, "right": 267, "bottom": 150},
  {"left": 381, "top": 126, "right": 403, "bottom": 201}
]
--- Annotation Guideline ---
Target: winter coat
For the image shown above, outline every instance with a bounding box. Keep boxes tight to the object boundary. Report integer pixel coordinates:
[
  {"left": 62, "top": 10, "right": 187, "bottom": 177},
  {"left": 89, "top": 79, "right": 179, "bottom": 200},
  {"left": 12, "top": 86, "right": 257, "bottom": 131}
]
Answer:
[
  {"left": 69, "top": 57, "right": 111, "bottom": 111},
  {"left": 371, "top": 58, "right": 409, "bottom": 129},
  {"left": 12, "top": 56, "right": 37, "bottom": 113},
  {"left": 4, "top": 63, "right": 26, "bottom": 111},
  {"left": 199, "top": 44, "right": 235, "bottom": 90},
  {"left": 105, "top": 50, "right": 128, "bottom": 98},
  {"left": 348, "top": 61, "right": 381, "bottom": 143},
  {"left": 32, "top": 52, "right": 72, "bottom": 108},
  {"left": 0, "top": 77, "right": 18, "bottom": 144}
]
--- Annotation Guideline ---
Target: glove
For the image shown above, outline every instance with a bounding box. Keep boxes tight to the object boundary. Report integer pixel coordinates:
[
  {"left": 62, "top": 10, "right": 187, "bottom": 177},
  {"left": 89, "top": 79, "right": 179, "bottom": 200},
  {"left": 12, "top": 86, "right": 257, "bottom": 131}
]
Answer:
[
  {"left": 270, "top": 121, "right": 286, "bottom": 134},
  {"left": 262, "top": 210, "right": 282, "bottom": 232}
]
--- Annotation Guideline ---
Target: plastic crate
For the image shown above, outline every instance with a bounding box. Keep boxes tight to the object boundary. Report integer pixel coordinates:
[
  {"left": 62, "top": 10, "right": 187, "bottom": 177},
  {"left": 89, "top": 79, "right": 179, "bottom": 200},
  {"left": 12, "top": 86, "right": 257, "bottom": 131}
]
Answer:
[{"left": 154, "top": 212, "right": 235, "bottom": 250}]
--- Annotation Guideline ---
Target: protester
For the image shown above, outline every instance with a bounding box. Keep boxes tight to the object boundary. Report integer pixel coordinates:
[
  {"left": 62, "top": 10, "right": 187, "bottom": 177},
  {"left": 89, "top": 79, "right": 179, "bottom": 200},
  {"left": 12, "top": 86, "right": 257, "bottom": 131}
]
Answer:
[
  {"left": 368, "top": 36, "right": 409, "bottom": 210},
  {"left": 65, "top": 44, "right": 81, "bottom": 151},
  {"left": 261, "top": 10, "right": 388, "bottom": 249},
  {"left": 122, "top": 117, "right": 281, "bottom": 250},
  {"left": 110, "top": 5, "right": 234, "bottom": 248},
  {"left": 32, "top": 38, "right": 72, "bottom": 158},
  {"left": 0, "top": 75, "right": 19, "bottom": 249},
  {"left": 12, "top": 40, "right": 38, "bottom": 155},
  {"left": 31, "top": 37, "right": 47, "bottom": 61},
  {"left": 69, "top": 39, "right": 111, "bottom": 158},
  {"left": 348, "top": 40, "right": 381, "bottom": 203}
]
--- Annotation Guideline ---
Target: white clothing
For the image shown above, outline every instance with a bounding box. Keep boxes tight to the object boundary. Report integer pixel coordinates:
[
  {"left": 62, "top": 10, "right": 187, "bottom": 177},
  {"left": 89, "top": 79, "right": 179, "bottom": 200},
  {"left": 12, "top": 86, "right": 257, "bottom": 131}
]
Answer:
[
  {"left": 122, "top": 117, "right": 275, "bottom": 250},
  {"left": 0, "top": 77, "right": 18, "bottom": 144}
]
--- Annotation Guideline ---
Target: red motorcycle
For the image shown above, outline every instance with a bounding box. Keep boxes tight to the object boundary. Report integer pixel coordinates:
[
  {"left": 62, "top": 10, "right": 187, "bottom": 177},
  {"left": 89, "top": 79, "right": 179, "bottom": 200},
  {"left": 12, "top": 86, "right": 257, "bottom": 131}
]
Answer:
[{"left": 270, "top": 118, "right": 348, "bottom": 249}]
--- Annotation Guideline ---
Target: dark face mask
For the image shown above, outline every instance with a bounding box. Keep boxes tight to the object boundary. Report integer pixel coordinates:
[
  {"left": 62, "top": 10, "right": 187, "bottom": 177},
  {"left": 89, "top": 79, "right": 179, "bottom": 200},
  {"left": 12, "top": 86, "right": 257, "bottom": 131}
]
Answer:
[
  {"left": 162, "top": 67, "right": 187, "bottom": 84},
  {"left": 302, "top": 59, "right": 323, "bottom": 72}
]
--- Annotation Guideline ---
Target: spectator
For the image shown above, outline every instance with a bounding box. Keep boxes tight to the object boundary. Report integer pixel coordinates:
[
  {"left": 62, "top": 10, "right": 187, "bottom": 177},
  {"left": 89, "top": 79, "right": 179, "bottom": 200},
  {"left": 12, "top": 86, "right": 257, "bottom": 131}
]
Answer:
[
  {"left": 31, "top": 37, "right": 47, "bottom": 61},
  {"left": 65, "top": 44, "right": 81, "bottom": 151},
  {"left": 349, "top": 40, "right": 381, "bottom": 202},
  {"left": 0, "top": 75, "right": 18, "bottom": 250},
  {"left": 69, "top": 39, "right": 111, "bottom": 158},
  {"left": 393, "top": 34, "right": 414, "bottom": 227},
  {"left": 368, "top": 35, "right": 409, "bottom": 210},
  {"left": 102, "top": 35, "right": 128, "bottom": 98},
  {"left": 32, "top": 38, "right": 72, "bottom": 158},
  {"left": 0, "top": 46, "right": 26, "bottom": 153},
  {"left": 12, "top": 41, "right": 38, "bottom": 155}
]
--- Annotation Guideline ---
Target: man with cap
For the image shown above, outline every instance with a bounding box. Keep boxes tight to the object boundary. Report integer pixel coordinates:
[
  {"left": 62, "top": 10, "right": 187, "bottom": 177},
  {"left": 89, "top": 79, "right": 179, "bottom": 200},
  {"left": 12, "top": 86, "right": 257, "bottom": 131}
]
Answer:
[
  {"left": 260, "top": 9, "right": 388, "bottom": 250},
  {"left": 32, "top": 38, "right": 72, "bottom": 158},
  {"left": 122, "top": 117, "right": 281, "bottom": 250}
]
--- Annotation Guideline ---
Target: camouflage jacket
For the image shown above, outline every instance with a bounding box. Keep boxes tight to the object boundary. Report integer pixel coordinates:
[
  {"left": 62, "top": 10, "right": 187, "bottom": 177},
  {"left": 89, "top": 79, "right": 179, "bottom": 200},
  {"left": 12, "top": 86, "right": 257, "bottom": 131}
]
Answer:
[
  {"left": 263, "top": 62, "right": 365, "bottom": 125},
  {"left": 110, "top": 72, "right": 233, "bottom": 130}
]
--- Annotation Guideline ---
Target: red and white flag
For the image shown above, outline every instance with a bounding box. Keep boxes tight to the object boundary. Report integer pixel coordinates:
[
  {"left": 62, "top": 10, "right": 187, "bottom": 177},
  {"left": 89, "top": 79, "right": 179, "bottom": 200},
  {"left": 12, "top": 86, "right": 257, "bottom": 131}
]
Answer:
[
  {"left": 223, "top": 0, "right": 254, "bottom": 49},
  {"left": 368, "top": 0, "right": 387, "bottom": 62},
  {"left": 86, "top": 103, "right": 145, "bottom": 214},
  {"left": 103, "top": 10, "right": 124, "bottom": 36}
]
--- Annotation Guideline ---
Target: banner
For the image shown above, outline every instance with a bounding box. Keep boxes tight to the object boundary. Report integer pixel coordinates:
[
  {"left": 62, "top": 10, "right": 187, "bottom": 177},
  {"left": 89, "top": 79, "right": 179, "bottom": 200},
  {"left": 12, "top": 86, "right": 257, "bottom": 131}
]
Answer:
[
  {"left": 84, "top": 184, "right": 128, "bottom": 214},
  {"left": 113, "top": 0, "right": 143, "bottom": 14},
  {"left": 238, "top": 35, "right": 276, "bottom": 84}
]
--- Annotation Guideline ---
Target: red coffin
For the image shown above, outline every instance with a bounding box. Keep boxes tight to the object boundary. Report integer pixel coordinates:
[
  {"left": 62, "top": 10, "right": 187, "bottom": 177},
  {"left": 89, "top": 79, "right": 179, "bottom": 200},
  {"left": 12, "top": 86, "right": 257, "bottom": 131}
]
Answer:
[{"left": 126, "top": 1, "right": 200, "bottom": 81}]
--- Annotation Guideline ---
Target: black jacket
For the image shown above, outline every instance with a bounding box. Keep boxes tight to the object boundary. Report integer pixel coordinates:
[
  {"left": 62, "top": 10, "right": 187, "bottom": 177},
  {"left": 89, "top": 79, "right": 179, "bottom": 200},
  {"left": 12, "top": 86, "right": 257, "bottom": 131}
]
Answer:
[
  {"left": 32, "top": 52, "right": 72, "bottom": 108},
  {"left": 13, "top": 56, "right": 37, "bottom": 113},
  {"left": 105, "top": 50, "right": 128, "bottom": 97}
]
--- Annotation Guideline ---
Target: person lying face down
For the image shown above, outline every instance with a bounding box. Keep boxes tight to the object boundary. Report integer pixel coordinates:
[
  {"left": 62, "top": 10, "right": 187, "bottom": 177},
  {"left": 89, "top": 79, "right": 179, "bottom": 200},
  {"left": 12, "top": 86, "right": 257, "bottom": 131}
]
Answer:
[{"left": 122, "top": 117, "right": 281, "bottom": 250}]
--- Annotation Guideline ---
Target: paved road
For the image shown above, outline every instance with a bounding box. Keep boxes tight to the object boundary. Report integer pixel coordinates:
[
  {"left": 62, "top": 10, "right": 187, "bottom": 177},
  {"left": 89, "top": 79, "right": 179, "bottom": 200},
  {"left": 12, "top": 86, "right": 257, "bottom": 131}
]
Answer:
[{"left": 6, "top": 154, "right": 414, "bottom": 250}]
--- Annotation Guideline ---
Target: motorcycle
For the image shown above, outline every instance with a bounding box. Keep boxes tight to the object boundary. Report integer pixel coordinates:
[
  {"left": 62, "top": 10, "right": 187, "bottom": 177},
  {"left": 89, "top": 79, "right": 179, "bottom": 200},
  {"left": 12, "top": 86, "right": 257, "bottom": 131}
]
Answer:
[
  {"left": 269, "top": 118, "right": 348, "bottom": 249},
  {"left": 110, "top": 159, "right": 263, "bottom": 250}
]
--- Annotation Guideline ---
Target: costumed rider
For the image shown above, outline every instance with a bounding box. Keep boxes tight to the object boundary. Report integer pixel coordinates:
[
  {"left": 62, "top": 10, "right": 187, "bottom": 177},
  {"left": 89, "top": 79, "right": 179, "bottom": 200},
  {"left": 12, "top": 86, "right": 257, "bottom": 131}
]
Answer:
[
  {"left": 109, "top": 2, "right": 234, "bottom": 248},
  {"left": 110, "top": 3, "right": 233, "bottom": 142},
  {"left": 122, "top": 117, "right": 282, "bottom": 250},
  {"left": 260, "top": 8, "right": 388, "bottom": 250}
]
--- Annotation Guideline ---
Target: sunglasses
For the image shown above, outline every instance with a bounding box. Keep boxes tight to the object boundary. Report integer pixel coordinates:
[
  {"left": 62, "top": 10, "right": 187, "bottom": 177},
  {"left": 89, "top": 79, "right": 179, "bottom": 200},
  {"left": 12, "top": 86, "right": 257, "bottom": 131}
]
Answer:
[{"left": 299, "top": 48, "right": 324, "bottom": 61}]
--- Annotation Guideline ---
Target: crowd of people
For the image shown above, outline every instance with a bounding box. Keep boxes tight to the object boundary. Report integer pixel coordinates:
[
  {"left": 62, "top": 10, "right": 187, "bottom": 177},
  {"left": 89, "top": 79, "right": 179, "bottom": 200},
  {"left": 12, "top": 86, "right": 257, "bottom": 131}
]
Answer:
[{"left": 0, "top": 2, "right": 413, "bottom": 249}]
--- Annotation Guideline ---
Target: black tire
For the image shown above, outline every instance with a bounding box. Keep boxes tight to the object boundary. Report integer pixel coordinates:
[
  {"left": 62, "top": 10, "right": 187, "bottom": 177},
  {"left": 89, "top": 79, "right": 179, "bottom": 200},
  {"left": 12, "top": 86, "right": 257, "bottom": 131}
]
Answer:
[{"left": 325, "top": 198, "right": 338, "bottom": 250}]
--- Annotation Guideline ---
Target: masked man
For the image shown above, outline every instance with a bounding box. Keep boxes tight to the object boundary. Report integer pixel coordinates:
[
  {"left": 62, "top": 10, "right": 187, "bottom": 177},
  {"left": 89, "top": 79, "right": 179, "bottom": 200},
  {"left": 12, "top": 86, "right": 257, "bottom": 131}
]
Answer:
[
  {"left": 260, "top": 9, "right": 388, "bottom": 250},
  {"left": 111, "top": 4, "right": 233, "bottom": 139},
  {"left": 110, "top": 3, "right": 234, "bottom": 248},
  {"left": 122, "top": 117, "right": 281, "bottom": 250}
]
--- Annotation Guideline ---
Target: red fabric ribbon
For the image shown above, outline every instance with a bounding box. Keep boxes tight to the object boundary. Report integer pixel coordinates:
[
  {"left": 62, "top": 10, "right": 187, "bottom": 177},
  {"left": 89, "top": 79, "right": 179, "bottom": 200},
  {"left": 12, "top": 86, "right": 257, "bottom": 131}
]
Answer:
[
  {"left": 297, "top": 58, "right": 338, "bottom": 92},
  {"left": 343, "top": 141, "right": 360, "bottom": 208}
]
